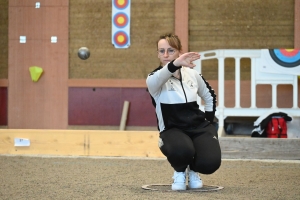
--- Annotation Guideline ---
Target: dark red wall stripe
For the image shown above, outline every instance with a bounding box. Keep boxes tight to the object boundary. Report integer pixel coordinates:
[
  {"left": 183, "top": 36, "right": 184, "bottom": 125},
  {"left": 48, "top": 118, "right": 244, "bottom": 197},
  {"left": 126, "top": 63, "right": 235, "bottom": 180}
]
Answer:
[
  {"left": 0, "top": 87, "right": 8, "bottom": 125},
  {"left": 68, "top": 88, "right": 157, "bottom": 126}
]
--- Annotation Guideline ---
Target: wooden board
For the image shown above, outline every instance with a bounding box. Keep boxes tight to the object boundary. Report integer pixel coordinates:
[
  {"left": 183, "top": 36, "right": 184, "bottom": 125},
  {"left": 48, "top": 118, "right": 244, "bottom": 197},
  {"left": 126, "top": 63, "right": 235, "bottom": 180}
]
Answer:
[
  {"left": 1, "top": 129, "right": 300, "bottom": 160},
  {"left": 0, "top": 129, "right": 163, "bottom": 157}
]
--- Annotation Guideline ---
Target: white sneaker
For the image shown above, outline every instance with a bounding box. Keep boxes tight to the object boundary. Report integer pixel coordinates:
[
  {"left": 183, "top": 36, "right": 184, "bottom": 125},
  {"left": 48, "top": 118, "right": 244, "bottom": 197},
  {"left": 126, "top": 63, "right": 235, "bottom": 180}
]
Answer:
[
  {"left": 171, "top": 171, "right": 186, "bottom": 190},
  {"left": 188, "top": 169, "right": 203, "bottom": 189}
]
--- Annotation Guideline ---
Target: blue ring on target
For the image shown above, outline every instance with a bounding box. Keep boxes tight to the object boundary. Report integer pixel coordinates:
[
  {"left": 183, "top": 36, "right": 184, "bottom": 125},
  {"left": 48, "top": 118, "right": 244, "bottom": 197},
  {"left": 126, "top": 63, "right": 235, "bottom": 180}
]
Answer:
[
  {"left": 113, "top": 12, "right": 129, "bottom": 28},
  {"left": 113, "top": 0, "right": 129, "bottom": 10},
  {"left": 269, "top": 49, "right": 300, "bottom": 68},
  {"left": 113, "top": 31, "right": 129, "bottom": 48}
]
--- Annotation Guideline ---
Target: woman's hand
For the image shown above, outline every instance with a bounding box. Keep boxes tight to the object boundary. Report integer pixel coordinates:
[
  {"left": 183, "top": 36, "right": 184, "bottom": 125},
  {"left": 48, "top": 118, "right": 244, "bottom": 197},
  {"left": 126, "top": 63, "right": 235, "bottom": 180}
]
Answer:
[{"left": 173, "top": 52, "right": 200, "bottom": 68}]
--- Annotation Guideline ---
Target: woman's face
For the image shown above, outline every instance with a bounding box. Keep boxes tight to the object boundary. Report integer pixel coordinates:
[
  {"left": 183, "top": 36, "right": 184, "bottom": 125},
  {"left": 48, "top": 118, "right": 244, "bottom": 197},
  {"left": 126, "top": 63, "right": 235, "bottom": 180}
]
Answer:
[{"left": 157, "top": 39, "right": 181, "bottom": 66}]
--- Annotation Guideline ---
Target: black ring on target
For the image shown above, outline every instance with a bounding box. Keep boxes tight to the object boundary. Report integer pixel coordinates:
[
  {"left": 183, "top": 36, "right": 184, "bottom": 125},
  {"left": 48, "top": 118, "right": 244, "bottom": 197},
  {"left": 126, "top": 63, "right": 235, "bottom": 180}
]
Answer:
[{"left": 269, "top": 49, "right": 300, "bottom": 68}]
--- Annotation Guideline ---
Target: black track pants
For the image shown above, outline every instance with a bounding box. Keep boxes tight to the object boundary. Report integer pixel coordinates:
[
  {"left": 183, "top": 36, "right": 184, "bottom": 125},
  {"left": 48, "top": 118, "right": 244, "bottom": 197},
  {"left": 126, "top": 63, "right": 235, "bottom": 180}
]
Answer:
[{"left": 159, "top": 124, "right": 221, "bottom": 174}]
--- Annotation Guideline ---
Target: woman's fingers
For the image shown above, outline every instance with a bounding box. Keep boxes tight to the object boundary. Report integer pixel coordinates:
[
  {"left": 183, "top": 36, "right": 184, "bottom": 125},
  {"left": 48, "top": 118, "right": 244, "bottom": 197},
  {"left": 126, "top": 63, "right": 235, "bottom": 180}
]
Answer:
[
  {"left": 183, "top": 52, "right": 200, "bottom": 63},
  {"left": 174, "top": 52, "right": 200, "bottom": 67},
  {"left": 189, "top": 52, "right": 200, "bottom": 61},
  {"left": 183, "top": 52, "right": 200, "bottom": 67}
]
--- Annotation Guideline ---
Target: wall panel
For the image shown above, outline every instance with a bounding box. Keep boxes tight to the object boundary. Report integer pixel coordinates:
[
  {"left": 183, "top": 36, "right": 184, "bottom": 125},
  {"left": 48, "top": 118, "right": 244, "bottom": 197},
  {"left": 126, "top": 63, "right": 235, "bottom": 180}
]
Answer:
[
  {"left": 175, "top": 0, "right": 188, "bottom": 52},
  {"left": 0, "top": 87, "right": 7, "bottom": 125},
  {"left": 8, "top": 0, "right": 68, "bottom": 129},
  {"left": 8, "top": 6, "right": 43, "bottom": 40},
  {"left": 68, "top": 88, "right": 156, "bottom": 127}
]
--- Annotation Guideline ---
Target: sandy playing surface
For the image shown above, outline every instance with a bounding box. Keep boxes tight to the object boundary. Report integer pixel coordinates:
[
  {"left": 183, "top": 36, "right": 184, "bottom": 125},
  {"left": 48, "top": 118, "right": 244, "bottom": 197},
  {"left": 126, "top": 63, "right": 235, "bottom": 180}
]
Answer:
[{"left": 0, "top": 155, "right": 299, "bottom": 200}]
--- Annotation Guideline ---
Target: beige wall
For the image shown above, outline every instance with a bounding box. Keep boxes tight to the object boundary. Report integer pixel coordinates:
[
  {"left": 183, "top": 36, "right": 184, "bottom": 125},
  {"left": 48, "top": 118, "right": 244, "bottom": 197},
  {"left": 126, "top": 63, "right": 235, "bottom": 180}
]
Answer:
[
  {"left": 295, "top": 0, "right": 300, "bottom": 48},
  {"left": 189, "top": 0, "right": 295, "bottom": 80},
  {"left": 69, "top": 0, "right": 295, "bottom": 80},
  {"left": 1, "top": 0, "right": 296, "bottom": 80},
  {"left": 0, "top": 0, "right": 8, "bottom": 79},
  {"left": 189, "top": 0, "right": 294, "bottom": 51},
  {"left": 69, "top": 0, "right": 174, "bottom": 79}
]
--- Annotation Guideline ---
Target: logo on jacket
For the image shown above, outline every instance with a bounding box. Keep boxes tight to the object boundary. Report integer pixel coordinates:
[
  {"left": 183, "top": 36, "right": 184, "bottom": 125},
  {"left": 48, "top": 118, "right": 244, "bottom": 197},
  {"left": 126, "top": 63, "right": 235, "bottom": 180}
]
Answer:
[
  {"left": 168, "top": 80, "right": 176, "bottom": 91},
  {"left": 187, "top": 80, "right": 195, "bottom": 88}
]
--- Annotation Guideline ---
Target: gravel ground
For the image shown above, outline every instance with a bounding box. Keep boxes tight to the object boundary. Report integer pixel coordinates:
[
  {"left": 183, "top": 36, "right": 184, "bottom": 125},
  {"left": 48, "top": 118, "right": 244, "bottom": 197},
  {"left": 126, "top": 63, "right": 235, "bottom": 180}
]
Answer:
[{"left": 0, "top": 155, "right": 299, "bottom": 200}]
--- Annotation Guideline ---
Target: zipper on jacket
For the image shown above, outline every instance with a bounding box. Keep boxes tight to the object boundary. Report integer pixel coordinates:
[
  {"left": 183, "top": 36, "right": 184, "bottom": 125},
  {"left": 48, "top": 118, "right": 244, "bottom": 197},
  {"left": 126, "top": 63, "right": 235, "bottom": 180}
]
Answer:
[
  {"left": 178, "top": 71, "right": 188, "bottom": 102},
  {"left": 171, "top": 70, "right": 188, "bottom": 102}
]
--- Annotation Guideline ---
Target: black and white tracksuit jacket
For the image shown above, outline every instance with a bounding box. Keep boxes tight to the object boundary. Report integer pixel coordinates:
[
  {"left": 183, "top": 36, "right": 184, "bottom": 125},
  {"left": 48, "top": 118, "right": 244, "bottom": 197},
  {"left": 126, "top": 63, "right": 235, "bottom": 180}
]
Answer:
[{"left": 146, "top": 60, "right": 217, "bottom": 133}]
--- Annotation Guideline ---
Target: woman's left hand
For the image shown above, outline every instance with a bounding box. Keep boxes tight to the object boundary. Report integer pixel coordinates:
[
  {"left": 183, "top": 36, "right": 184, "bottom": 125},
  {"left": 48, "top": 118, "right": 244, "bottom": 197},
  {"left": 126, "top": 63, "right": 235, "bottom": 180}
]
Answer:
[{"left": 173, "top": 52, "right": 200, "bottom": 68}]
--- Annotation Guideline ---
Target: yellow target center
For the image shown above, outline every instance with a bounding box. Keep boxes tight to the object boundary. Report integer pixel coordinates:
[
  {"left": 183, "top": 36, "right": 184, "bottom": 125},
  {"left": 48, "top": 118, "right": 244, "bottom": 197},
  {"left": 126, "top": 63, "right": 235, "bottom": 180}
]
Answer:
[
  {"left": 117, "top": 16, "right": 125, "bottom": 24},
  {"left": 285, "top": 49, "right": 294, "bottom": 52},
  {"left": 117, "top": 0, "right": 125, "bottom": 6},
  {"left": 117, "top": 35, "right": 125, "bottom": 43}
]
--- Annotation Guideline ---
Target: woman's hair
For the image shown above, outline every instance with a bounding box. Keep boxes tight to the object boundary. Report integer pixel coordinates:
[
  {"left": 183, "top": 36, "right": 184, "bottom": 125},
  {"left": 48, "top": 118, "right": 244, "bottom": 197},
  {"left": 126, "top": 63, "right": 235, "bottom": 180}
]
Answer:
[{"left": 157, "top": 33, "right": 182, "bottom": 51}]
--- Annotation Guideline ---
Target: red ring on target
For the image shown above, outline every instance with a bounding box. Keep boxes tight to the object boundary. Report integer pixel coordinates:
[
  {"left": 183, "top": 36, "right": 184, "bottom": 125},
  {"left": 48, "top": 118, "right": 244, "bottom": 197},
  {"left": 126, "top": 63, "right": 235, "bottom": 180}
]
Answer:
[
  {"left": 113, "top": 31, "right": 129, "bottom": 47},
  {"left": 279, "top": 49, "right": 299, "bottom": 57},
  {"left": 113, "top": 12, "right": 128, "bottom": 28},
  {"left": 113, "top": 0, "right": 129, "bottom": 10},
  {"left": 269, "top": 49, "right": 300, "bottom": 68}
]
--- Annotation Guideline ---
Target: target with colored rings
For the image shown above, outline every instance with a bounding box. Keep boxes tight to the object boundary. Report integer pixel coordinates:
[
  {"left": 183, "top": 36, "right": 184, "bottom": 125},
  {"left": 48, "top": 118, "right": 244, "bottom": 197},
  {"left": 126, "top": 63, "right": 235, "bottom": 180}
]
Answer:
[
  {"left": 113, "top": 31, "right": 129, "bottom": 47},
  {"left": 113, "top": 12, "right": 129, "bottom": 28},
  {"left": 269, "top": 49, "right": 300, "bottom": 68},
  {"left": 113, "top": 0, "right": 129, "bottom": 10}
]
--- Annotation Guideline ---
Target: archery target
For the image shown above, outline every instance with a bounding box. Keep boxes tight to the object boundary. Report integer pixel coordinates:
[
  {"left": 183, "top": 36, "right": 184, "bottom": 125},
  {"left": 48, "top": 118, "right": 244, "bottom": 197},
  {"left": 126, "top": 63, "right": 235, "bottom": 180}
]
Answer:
[
  {"left": 259, "top": 49, "right": 300, "bottom": 75},
  {"left": 113, "top": 12, "right": 129, "bottom": 28},
  {"left": 113, "top": 31, "right": 129, "bottom": 48},
  {"left": 113, "top": 0, "right": 129, "bottom": 9},
  {"left": 112, "top": 0, "right": 130, "bottom": 48},
  {"left": 269, "top": 49, "right": 300, "bottom": 68}
]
